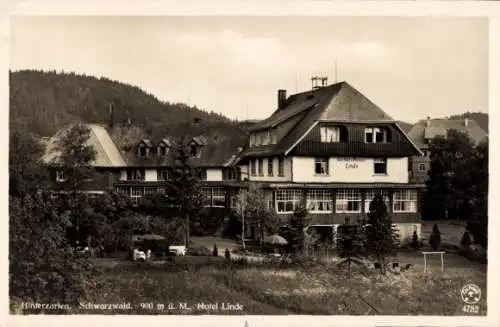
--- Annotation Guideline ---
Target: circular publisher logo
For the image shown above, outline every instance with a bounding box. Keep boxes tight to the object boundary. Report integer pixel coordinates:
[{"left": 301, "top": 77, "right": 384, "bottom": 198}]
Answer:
[{"left": 461, "top": 284, "right": 481, "bottom": 305}]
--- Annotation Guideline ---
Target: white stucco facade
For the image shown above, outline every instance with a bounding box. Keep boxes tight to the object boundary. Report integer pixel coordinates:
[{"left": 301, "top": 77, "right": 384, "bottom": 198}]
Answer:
[{"left": 291, "top": 157, "right": 409, "bottom": 183}]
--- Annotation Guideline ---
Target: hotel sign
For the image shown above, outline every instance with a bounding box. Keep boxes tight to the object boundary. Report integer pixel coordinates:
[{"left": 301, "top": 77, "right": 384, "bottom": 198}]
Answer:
[{"left": 337, "top": 157, "right": 363, "bottom": 169}]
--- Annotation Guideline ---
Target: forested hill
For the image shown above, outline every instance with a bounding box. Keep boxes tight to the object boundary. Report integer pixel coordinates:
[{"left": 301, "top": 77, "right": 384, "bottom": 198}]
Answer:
[
  {"left": 9, "top": 70, "right": 245, "bottom": 137},
  {"left": 448, "top": 112, "right": 488, "bottom": 133}
]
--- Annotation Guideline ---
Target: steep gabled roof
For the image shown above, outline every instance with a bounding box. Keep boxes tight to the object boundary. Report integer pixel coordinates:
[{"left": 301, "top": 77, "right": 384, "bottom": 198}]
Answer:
[
  {"left": 139, "top": 139, "right": 153, "bottom": 147},
  {"left": 240, "top": 81, "right": 423, "bottom": 158},
  {"left": 43, "top": 124, "right": 127, "bottom": 167},
  {"left": 159, "top": 139, "right": 172, "bottom": 147},
  {"left": 407, "top": 118, "right": 488, "bottom": 148}
]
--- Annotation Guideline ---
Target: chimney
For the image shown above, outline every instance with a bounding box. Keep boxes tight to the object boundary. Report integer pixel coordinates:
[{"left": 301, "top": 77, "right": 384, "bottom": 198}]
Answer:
[
  {"left": 465, "top": 118, "right": 469, "bottom": 127},
  {"left": 311, "top": 76, "right": 328, "bottom": 90},
  {"left": 278, "top": 89, "right": 287, "bottom": 109},
  {"left": 426, "top": 116, "right": 431, "bottom": 127}
]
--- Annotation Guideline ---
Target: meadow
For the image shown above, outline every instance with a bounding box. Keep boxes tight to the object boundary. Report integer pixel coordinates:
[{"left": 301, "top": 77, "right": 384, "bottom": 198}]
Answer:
[{"left": 70, "top": 251, "right": 487, "bottom": 316}]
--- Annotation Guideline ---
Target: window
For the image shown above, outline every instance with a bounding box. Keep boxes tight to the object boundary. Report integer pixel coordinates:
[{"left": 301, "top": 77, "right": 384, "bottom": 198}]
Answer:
[
  {"left": 223, "top": 168, "right": 237, "bottom": 180},
  {"left": 393, "top": 190, "right": 418, "bottom": 213},
  {"left": 127, "top": 169, "right": 145, "bottom": 181},
  {"left": 265, "top": 191, "right": 274, "bottom": 209},
  {"left": 130, "top": 187, "right": 145, "bottom": 206},
  {"left": 212, "top": 187, "right": 226, "bottom": 207},
  {"left": 278, "top": 157, "right": 285, "bottom": 177},
  {"left": 250, "top": 134, "right": 256, "bottom": 147},
  {"left": 315, "top": 158, "right": 329, "bottom": 176},
  {"left": 138, "top": 146, "right": 148, "bottom": 157},
  {"left": 270, "top": 131, "right": 277, "bottom": 144},
  {"left": 262, "top": 132, "right": 270, "bottom": 145},
  {"left": 336, "top": 189, "right": 361, "bottom": 213},
  {"left": 157, "top": 145, "right": 168, "bottom": 156},
  {"left": 365, "top": 127, "right": 389, "bottom": 143},
  {"left": 422, "top": 150, "right": 428, "bottom": 157},
  {"left": 157, "top": 168, "right": 171, "bottom": 181},
  {"left": 190, "top": 145, "right": 200, "bottom": 158},
  {"left": 320, "top": 126, "right": 339, "bottom": 143},
  {"left": 115, "top": 186, "right": 129, "bottom": 196},
  {"left": 364, "top": 190, "right": 390, "bottom": 213},
  {"left": 250, "top": 160, "right": 256, "bottom": 176},
  {"left": 56, "top": 170, "right": 66, "bottom": 182},
  {"left": 144, "top": 187, "right": 157, "bottom": 196},
  {"left": 276, "top": 189, "right": 302, "bottom": 214},
  {"left": 418, "top": 163, "right": 427, "bottom": 172},
  {"left": 201, "top": 187, "right": 226, "bottom": 207},
  {"left": 307, "top": 190, "right": 333, "bottom": 213},
  {"left": 258, "top": 158, "right": 264, "bottom": 176},
  {"left": 268, "top": 158, "right": 274, "bottom": 176},
  {"left": 197, "top": 168, "right": 207, "bottom": 181},
  {"left": 202, "top": 187, "right": 211, "bottom": 207},
  {"left": 374, "top": 158, "right": 387, "bottom": 175}
]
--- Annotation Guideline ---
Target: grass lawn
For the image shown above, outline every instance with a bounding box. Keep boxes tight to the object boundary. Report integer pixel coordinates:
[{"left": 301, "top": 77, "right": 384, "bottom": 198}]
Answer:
[{"left": 33, "top": 249, "right": 485, "bottom": 316}]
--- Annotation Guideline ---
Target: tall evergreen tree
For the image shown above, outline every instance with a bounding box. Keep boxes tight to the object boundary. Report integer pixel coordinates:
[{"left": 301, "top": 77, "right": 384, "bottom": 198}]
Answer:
[
  {"left": 52, "top": 123, "right": 97, "bottom": 246},
  {"left": 365, "top": 194, "right": 399, "bottom": 274},
  {"left": 336, "top": 217, "right": 365, "bottom": 276},
  {"left": 165, "top": 139, "right": 205, "bottom": 247},
  {"left": 429, "top": 223, "right": 442, "bottom": 251},
  {"left": 283, "top": 199, "right": 310, "bottom": 254}
]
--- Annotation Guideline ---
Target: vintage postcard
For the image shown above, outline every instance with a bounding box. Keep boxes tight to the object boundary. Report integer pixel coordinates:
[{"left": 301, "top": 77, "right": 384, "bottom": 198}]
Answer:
[{"left": 3, "top": 1, "right": 499, "bottom": 327}]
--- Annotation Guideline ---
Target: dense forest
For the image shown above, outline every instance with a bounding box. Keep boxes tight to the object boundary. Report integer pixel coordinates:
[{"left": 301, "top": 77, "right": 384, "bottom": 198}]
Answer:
[
  {"left": 9, "top": 70, "right": 246, "bottom": 138},
  {"left": 9, "top": 70, "right": 488, "bottom": 140}
]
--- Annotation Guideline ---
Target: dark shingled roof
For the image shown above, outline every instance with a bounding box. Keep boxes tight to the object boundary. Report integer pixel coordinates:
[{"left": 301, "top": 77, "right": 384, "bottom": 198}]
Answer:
[
  {"left": 241, "top": 81, "right": 418, "bottom": 158},
  {"left": 109, "top": 125, "right": 247, "bottom": 168},
  {"left": 407, "top": 118, "right": 488, "bottom": 149}
]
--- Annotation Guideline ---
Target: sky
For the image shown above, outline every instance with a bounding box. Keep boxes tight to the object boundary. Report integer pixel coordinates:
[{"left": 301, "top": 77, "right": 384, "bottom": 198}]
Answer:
[{"left": 9, "top": 16, "right": 488, "bottom": 123}]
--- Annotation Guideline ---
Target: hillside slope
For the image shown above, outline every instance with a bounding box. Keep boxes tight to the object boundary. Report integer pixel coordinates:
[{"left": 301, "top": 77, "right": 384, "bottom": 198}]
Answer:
[{"left": 9, "top": 70, "right": 245, "bottom": 138}]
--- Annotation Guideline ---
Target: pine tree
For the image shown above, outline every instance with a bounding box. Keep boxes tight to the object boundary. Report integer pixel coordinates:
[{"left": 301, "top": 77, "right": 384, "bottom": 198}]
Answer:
[
  {"left": 336, "top": 217, "right": 364, "bottom": 276},
  {"left": 429, "top": 223, "right": 442, "bottom": 251},
  {"left": 365, "top": 194, "right": 399, "bottom": 274},
  {"left": 213, "top": 243, "right": 218, "bottom": 257},
  {"left": 460, "top": 230, "right": 472, "bottom": 248},
  {"left": 165, "top": 138, "right": 205, "bottom": 248},
  {"left": 410, "top": 230, "right": 421, "bottom": 251},
  {"left": 284, "top": 199, "right": 309, "bottom": 254}
]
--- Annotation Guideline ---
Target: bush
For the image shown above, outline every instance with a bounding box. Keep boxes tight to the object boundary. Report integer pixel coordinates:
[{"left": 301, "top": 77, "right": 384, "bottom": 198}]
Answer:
[
  {"left": 460, "top": 230, "right": 472, "bottom": 248},
  {"left": 429, "top": 223, "right": 442, "bottom": 251},
  {"left": 213, "top": 244, "right": 219, "bottom": 257},
  {"left": 188, "top": 246, "right": 212, "bottom": 256},
  {"left": 224, "top": 248, "right": 231, "bottom": 260}
]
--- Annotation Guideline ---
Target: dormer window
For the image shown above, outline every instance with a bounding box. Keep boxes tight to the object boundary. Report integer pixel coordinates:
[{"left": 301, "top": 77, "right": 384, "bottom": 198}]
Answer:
[
  {"left": 137, "top": 139, "right": 152, "bottom": 157},
  {"left": 157, "top": 139, "right": 171, "bottom": 156},
  {"left": 190, "top": 144, "right": 201, "bottom": 158},
  {"left": 320, "top": 126, "right": 348, "bottom": 143},
  {"left": 56, "top": 170, "right": 66, "bottom": 183},
  {"left": 365, "top": 127, "right": 390, "bottom": 144},
  {"left": 158, "top": 145, "right": 167, "bottom": 156}
]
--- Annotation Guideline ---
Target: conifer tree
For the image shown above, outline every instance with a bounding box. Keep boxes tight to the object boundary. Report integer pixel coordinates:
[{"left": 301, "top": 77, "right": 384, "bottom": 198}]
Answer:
[
  {"left": 336, "top": 217, "right": 364, "bottom": 276},
  {"left": 365, "top": 194, "right": 399, "bottom": 274},
  {"left": 429, "top": 223, "right": 442, "bottom": 251}
]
